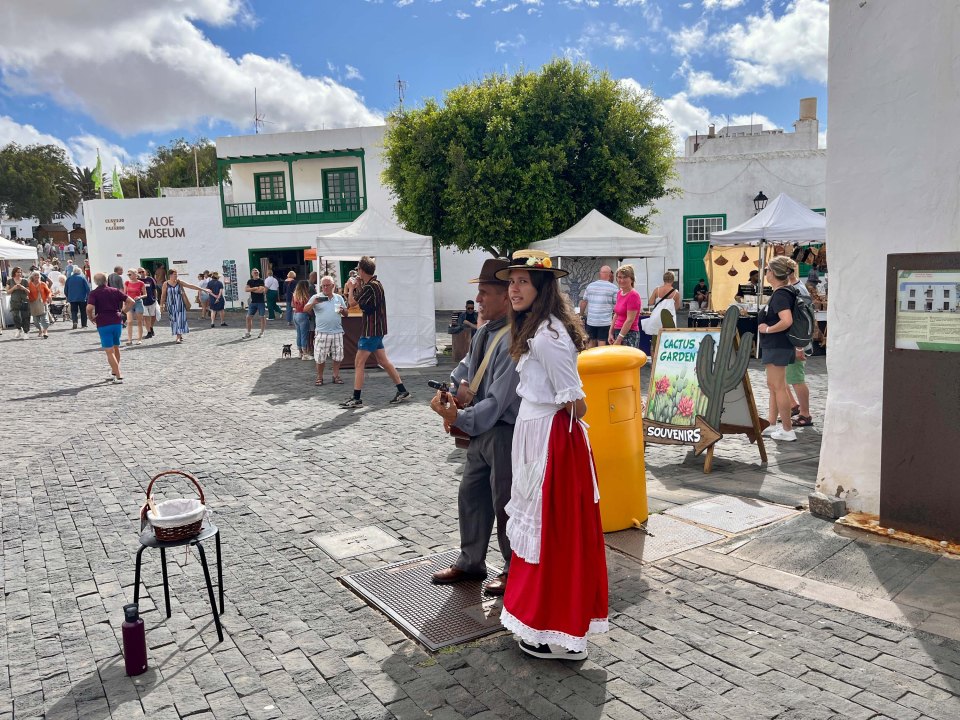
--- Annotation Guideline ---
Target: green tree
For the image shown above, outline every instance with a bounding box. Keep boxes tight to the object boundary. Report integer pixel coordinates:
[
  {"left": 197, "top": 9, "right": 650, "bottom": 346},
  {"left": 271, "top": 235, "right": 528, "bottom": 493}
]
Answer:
[
  {"left": 121, "top": 138, "right": 218, "bottom": 197},
  {"left": 0, "top": 143, "right": 75, "bottom": 223},
  {"left": 382, "top": 59, "right": 676, "bottom": 258}
]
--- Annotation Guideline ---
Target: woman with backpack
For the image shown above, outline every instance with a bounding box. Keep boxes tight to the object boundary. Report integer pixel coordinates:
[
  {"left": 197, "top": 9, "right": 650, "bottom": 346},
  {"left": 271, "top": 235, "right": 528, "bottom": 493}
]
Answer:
[{"left": 758, "top": 256, "right": 798, "bottom": 442}]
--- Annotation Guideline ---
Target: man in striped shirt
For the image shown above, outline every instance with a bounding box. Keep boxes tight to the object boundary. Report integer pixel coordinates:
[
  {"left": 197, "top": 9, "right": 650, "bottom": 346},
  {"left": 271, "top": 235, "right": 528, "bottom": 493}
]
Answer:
[{"left": 340, "top": 255, "right": 409, "bottom": 408}]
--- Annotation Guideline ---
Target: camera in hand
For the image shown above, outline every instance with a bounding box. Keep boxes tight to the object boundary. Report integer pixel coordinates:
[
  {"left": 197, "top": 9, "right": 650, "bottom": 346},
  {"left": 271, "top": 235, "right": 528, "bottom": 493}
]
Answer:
[
  {"left": 427, "top": 380, "right": 450, "bottom": 392},
  {"left": 317, "top": 295, "right": 329, "bottom": 302}
]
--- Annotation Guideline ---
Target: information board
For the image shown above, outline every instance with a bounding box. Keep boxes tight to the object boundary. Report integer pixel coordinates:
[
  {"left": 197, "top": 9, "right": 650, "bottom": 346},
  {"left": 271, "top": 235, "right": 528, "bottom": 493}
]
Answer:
[
  {"left": 894, "top": 269, "right": 960, "bottom": 352},
  {"left": 222, "top": 259, "right": 239, "bottom": 302}
]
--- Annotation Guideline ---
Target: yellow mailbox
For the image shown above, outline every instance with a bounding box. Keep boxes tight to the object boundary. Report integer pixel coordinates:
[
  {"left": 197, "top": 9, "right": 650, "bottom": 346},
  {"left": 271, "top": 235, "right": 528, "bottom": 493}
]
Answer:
[{"left": 578, "top": 345, "right": 648, "bottom": 532}]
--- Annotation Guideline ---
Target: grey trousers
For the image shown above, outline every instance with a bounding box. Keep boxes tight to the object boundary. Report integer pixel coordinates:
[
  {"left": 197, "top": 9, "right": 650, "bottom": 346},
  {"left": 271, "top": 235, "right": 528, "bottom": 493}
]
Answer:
[{"left": 455, "top": 423, "right": 514, "bottom": 575}]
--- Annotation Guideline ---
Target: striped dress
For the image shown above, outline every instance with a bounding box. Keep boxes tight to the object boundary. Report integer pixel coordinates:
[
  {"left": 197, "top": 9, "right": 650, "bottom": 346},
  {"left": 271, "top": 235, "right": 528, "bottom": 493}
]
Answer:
[{"left": 166, "top": 281, "right": 190, "bottom": 336}]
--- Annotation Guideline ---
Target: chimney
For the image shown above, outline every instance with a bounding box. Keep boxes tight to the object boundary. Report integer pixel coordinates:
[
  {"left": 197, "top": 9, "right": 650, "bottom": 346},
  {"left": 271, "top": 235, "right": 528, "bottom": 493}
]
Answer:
[
  {"left": 708, "top": 124, "right": 716, "bottom": 138},
  {"left": 799, "top": 97, "right": 817, "bottom": 121}
]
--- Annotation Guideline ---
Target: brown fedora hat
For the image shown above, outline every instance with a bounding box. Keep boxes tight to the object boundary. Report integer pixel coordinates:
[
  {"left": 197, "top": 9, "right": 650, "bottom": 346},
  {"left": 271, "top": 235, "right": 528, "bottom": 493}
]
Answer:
[{"left": 469, "top": 258, "right": 511, "bottom": 284}]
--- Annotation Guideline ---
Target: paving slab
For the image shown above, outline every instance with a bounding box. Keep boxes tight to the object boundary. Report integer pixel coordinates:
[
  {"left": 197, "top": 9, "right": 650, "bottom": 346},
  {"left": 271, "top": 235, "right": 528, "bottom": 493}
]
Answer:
[
  {"left": 605, "top": 514, "right": 724, "bottom": 563},
  {"left": 664, "top": 494, "right": 798, "bottom": 534},
  {"left": 723, "top": 513, "right": 853, "bottom": 575},
  {"left": 804, "top": 539, "right": 942, "bottom": 598},
  {"left": 893, "top": 557, "right": 960, "bottom": 617}
]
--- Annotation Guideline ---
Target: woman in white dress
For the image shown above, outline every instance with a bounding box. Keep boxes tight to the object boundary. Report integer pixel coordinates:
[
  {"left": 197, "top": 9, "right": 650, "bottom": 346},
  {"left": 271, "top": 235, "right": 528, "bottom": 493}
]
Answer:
[{"left": 494, "top": 250, "right": 609, "bottom": 661}]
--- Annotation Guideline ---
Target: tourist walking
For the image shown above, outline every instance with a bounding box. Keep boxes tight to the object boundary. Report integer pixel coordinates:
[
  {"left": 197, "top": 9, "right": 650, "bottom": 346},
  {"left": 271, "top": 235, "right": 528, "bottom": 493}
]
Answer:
[
  {"left": 159, "top": 269, "right": 203, "bottom": 344},
  {"left": 138, "top": 268, "right": 160, "bottom": 339},
  {"left": 646, "top": 271, "right": 681, "bottom": 327},
  {"left": 28, "top": 271, "right": 52, "bottom": 339},
  {"left": 305, "top": 275, "right": 348, "bottom": 385},
  {"left": 107, "top": 266, "right": 124, "bottom": 291},
  {"left": 124, "top": 269, "right": 146, "bottom": 345},
  {"left": 198, "top": 271, "right": 211, "bottom": 320},
  {"left": 283, "top": 271, "right": 297, "bottom": 326},
  {"left": 5, "top": 267, "right": 31, "bottom": 338},
  {"left": 495, "top": 250, "right": 607, "bottom": 661},
  {"left": 264, "top": 271, "right": 282, "bottom": 320},
  {"left": 758, "top": 256, "right": 798, "bottom": 442},
  {"left": 64, "top": 267, "right": 90, "bottom": 329},
  {"left": 244, "top": 269, "right": 267, "bottom": 339},
  {"left": 290, "top": 281, "right": 313, "bottom": 359},
  {"left": 87, "top": 273, "right": 132, "bottom": 382},
  {"left": 83, "top": 261, "right": 92, "bottom": 283},
  {"left": 339, "top": 256, "right": 409, "bottom": 408},
  {"left": 206, "top": 271, "right": 226, "bottom": 327},
  {"left": 608, "top": 264, "right": 642, "bottom": 348},
  {"left": 579, "top": 265, "right": 618, "bottom": 348}
]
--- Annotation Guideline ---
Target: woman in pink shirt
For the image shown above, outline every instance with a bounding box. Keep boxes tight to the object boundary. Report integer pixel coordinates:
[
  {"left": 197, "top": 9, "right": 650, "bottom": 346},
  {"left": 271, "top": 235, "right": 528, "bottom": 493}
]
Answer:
[
  {"left": 608, "top": 264, "right": 642, "bottom": 348},
  {"left": 124, "top": 269, "right": 146, "bottom": 345}
]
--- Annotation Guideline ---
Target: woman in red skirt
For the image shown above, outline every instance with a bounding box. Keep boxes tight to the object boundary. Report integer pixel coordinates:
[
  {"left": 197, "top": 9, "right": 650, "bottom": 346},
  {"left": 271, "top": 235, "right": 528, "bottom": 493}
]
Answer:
[{"left": 495, "top": 250, "right": 608, "bottom": 661}]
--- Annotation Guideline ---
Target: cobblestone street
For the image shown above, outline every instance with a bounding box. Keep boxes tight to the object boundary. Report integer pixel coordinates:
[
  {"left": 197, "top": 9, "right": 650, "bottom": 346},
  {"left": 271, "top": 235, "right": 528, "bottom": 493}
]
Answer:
[{"left": 2, "top": 315, "right": 959, "bottom": 720}]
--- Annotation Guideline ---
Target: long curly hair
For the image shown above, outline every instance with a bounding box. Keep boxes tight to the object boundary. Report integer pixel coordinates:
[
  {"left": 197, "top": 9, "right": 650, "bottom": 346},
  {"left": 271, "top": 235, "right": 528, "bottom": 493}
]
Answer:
[{"left": 508, "top": 270, "right": 587, "bottom": 361}]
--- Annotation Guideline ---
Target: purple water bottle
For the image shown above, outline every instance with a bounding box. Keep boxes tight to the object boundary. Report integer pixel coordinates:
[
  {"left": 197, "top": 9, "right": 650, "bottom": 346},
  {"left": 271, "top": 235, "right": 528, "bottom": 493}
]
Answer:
[{"left": 122, "top": 603, "right": 148, "bottom": 676}]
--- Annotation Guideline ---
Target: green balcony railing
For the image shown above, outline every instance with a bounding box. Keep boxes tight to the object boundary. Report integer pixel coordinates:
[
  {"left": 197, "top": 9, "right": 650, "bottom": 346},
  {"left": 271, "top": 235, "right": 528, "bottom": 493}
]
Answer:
[{"left": 223, "top": 197, "right": 367, "bottom": 227}]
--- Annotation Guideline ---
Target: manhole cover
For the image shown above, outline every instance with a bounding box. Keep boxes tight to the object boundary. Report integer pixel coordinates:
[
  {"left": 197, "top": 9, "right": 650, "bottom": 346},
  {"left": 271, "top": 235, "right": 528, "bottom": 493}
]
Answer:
[
  {"left": 311, "top": 526, "right": 403, "bottom": 559},
  {"left": 341, "top": 550, "right": 503, "bottom": 651},
  {"left": 665, "top": 495, "right": 797, "bottom": 534},
  {"left": 605, "top": 514, "right": 724, "bottom": 563}
]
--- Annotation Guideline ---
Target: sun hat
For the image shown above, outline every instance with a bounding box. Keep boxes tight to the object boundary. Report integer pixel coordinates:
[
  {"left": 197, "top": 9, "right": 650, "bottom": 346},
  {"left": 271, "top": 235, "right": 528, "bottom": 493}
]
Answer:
[
  {"left": 494, "top": 249, "right": 568, "bottom": 280},
  {"left": 469, "top": 258, "right": 511, "bottom": 284}
]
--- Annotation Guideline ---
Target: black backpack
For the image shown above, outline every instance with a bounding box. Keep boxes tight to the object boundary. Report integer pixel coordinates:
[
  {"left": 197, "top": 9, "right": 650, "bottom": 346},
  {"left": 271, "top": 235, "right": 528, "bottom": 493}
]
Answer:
[{"left": 783, "top": 285, "right": 816, "bottom": 348}]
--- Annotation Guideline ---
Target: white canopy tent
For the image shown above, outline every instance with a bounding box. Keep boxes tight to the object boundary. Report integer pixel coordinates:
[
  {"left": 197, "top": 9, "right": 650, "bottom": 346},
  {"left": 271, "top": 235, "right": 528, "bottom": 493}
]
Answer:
[
  {"left": 531, "top": 209, "right": 669, "bottom": 257},
  {"left": 0, "top": 239, "right": 39, "bottom": 328},
  {"left": 317, "top": 208, "right": 437, "bottom": 368},
  {"left": 709, "top": 192, "right": 826, "bottom": 246}
]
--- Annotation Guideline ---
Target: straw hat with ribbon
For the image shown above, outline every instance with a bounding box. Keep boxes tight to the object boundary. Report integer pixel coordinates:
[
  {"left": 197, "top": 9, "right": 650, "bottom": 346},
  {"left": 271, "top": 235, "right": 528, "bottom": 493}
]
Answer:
[{"left": 494, "top": 249, "right": 568, "bottom": 280}]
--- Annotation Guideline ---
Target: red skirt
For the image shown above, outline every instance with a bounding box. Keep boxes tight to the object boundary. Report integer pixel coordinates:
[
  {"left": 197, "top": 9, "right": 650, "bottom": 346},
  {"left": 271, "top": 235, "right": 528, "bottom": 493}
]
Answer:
[{"left": 501, "top": 411, "right": 608, "bottom": 652}]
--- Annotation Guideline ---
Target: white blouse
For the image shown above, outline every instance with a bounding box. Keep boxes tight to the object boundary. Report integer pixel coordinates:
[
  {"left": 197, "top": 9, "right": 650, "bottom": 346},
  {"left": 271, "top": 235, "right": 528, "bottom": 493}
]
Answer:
[{"left": 506, "top": 317, "right": 597, "bottom": 564}]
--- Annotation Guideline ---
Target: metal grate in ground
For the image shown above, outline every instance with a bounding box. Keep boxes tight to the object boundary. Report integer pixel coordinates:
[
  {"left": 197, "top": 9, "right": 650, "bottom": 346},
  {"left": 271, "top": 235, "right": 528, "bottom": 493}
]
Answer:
[
  {"left": 340, "top": 549, "right": 504, "bottom": 651},
  {"left": 605, "top": 513, "right": 724, "bottom": 563},
  {"left": 665, "top": 494, "right": 798, "bottom": 534}
]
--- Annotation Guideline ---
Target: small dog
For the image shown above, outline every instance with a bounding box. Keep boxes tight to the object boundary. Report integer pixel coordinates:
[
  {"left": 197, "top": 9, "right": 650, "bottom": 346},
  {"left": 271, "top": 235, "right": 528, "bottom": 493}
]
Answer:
[{"left": 281, "top": 344, "right": 293, "bottom": 359}]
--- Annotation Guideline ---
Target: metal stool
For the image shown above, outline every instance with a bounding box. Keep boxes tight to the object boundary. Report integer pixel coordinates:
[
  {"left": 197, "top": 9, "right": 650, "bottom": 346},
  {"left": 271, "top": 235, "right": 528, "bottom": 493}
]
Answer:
[{"left": 133, "top": 522, "right": 224, "bottom": 641}]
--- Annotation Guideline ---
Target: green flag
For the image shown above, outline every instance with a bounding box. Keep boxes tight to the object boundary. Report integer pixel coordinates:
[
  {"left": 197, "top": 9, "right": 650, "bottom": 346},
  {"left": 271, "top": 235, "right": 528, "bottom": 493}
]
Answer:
[
  {"left": 93, "top": 152, "right": 103, "bottom": 192},
  {"left": 112, "top": 167, "right": 123, "bottom": 199}
]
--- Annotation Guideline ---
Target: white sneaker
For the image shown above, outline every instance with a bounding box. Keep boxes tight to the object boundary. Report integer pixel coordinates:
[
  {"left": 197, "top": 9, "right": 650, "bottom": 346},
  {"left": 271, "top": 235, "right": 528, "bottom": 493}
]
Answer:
[
  {"left": 761, "top": 425, "right": 778, "bottom": 437},
  {"left": 770, "top": 429, "right": 797, "bottom": 442},
  {"left": 15, "top": 330, "right": 21, "bottom": 339}
]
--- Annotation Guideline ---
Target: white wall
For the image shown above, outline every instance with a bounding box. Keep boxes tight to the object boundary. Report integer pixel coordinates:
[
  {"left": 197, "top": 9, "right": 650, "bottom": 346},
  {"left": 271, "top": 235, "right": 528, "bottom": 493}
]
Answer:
[
  {"left": 817, "top": 0, "right": 960, "bottom": 512},
  {"left": 646, "top": 149, "right": 826, "bottom": 293}
]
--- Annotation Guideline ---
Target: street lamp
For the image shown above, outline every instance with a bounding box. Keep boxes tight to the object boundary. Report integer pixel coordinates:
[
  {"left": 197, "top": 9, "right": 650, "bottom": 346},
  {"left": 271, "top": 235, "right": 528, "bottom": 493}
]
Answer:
[{"left": 753, "top": 191, "right": 769, "bottom": 213}]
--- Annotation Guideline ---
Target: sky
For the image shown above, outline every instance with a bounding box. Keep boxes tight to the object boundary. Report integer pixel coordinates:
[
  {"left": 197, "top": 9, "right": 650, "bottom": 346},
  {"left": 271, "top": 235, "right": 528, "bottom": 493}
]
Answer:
[{"left": 0, "top": 0, "right": 828, "bottom": 175}]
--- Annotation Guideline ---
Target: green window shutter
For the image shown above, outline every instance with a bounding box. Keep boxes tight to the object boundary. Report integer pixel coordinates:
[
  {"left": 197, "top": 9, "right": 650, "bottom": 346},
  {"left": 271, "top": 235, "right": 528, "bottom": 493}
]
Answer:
[{"left": 254, "top": 172, "right": 287, "bottom": 211}]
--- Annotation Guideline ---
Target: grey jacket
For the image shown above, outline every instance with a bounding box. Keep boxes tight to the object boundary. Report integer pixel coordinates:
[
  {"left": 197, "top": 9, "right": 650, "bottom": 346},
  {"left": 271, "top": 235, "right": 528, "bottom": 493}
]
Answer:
[{"left": 450, "top": 316, "right": 520, "bottom": 437}]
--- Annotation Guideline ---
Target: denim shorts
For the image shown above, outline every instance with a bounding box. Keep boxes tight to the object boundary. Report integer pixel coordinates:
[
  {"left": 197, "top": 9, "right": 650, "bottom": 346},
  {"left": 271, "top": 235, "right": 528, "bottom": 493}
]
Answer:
[
  {"left": 131, "top": 299, "right": 144, "bottom": 314},
  {"left": 247, "top": 303, "right": 266, "bottom": 317},
  {"left": 97, "top": 324, "right": 122, "bottom": 348},
  {"left": 357, "top": 335, "right": 385, "bottom": 352}
]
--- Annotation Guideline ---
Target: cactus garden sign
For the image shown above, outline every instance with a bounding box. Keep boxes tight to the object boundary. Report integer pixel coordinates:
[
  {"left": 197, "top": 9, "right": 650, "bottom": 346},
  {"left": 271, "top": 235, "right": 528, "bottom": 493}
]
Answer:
[{"left": 644, "top": 306, "right": 766, "bottom": 472}]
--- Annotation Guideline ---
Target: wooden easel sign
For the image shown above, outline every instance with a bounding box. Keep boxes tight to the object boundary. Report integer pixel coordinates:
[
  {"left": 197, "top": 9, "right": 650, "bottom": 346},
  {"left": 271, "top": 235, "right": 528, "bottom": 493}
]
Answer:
[{"left": 643, "top": 306, "right": 767, "bottom": 472}]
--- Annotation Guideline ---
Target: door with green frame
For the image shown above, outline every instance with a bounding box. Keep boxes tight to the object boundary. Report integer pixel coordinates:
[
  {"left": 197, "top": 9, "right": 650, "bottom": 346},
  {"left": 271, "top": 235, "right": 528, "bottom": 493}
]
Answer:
[
  {"left": 140, "top": 257, "right": 170, "bottom": 281},
  {"left": 323, "top": 168, "right": 360, "bottom": 213},
  {"left": 682, "top": 215, "right": 725, "bottom": 298}
]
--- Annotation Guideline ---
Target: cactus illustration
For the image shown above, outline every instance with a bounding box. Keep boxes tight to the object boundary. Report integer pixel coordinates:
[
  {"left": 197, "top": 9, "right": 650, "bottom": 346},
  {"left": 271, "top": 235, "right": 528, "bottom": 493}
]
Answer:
[{"left": 696, "top": 305, "right": 754, "bottom": 430}]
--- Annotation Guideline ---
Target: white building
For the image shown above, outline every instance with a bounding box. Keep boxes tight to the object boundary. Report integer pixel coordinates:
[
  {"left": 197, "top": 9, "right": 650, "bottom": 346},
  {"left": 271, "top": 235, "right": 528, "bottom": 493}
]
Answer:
[
  {"left": 898, "top": 282, "right": 958, "bottom": 313},
  {"left": 818, "top": 1, "right": 960, "bottom": 514},
  {"left": 646, "top": 98, "right": 825, "bottom": 299},
  {"left": 85, "top": 125, "right": 489, "bottom": 310}
]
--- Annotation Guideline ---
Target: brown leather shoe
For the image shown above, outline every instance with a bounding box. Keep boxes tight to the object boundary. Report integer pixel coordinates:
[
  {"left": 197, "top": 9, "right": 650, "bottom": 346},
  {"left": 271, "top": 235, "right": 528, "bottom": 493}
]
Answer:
[
  {"left": 431, "top": 566, "right": 487, "bottom": 585},
  {"left": 483, "top": 573, "right": 508, "bottom": 596}
]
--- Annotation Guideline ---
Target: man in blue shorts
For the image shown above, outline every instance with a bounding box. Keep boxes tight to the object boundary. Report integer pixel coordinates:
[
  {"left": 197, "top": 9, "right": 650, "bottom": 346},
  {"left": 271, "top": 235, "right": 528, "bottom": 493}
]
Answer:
[
  {"left": 339, "top": 255, "right": 408, "bottom": 408},
  {"left": 87, "top": 273, "right": 133, "bottom": 383},
  {"left": 244, "top": 268, "right": 267, "bottom": 339}
]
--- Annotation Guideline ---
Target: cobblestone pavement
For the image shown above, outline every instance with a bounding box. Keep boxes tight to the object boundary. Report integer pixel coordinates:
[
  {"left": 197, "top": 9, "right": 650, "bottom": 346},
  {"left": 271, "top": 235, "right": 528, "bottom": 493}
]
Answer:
[{"left": 2, "top": 315, "right": 959, "bottom": 720}]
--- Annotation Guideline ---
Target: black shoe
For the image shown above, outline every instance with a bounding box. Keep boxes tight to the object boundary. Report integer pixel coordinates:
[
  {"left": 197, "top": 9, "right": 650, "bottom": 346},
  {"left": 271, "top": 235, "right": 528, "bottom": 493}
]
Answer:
[
  {"left": 518, "top": 641, "right": 587, "bottom": 661},
  {"left": 220, "top": 322, "right": 228, "bottom": 327},
  {"left": 339, "top": 398, "right": 363, "bottom": 409},
  {"left": 389, "top": 391, "right": 411, "bottom": 404}
]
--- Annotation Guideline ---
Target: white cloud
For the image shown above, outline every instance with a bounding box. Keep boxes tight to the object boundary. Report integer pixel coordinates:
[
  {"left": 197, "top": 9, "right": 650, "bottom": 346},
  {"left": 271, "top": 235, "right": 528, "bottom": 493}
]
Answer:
[
  {"left": 670, "top": 20, "right": 709, "bottom": 57},
  {"left": 345, "top": 65, "right": 364, "bottom": 81},
  {"left": 500, "top": 3, "right": 519, "bottom": 12},
  {"left": 0, "top": 115, "right": 130, "bottom": 172},
  {"left": 0, "top": 2, "right": 382, "bottom": 137},
  {"left": 395, "top": 0, "right": 414, "bottom": 6},
  {"left": 682, "top": 0, "right": 828, "bottom": 98},
  {"left": 494, "top": 34, "right": 526, "bottom": 53},
  {"left": 703, "top": 0, "right": 745, "bottom": 9},
  {"left": 456, "top": 10, "right": 470, "bottom": 18},
  {"left": 659, "top": 91, "right": 711, "bottom": 154},
  {"left": 566, "top": 22, "right": 639, "bottom": 56}
]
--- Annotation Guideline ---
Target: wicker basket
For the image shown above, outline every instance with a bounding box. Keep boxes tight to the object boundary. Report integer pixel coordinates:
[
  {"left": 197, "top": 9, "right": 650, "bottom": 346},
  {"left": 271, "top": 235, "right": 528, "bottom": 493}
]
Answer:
[{"left": 140, "top": 470, "right": 207, "bottom": 542}]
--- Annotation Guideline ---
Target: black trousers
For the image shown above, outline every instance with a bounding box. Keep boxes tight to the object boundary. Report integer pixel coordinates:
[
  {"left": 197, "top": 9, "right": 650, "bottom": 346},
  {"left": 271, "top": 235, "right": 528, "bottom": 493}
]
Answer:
[{"left": 70, "top": 301, "right": 88, "bottom": 327}]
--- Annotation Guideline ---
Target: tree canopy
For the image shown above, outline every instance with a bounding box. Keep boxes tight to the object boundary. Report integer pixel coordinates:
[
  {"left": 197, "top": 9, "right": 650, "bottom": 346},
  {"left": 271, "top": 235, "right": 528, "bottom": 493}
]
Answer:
[
  {"left": 120, "top": 138, "right": 218, "bottom": 198},
  {"left": 0, "top": 143, "right": 75, "bottom": 223},
  {"left": 382, "top": 59, "right": 676, "bottom": 258}
]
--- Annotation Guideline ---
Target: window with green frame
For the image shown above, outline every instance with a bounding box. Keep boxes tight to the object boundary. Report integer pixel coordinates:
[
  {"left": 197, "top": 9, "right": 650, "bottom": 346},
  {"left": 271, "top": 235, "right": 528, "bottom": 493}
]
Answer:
[
  {"left": 254, "top": 172, "right": 286, "bottom": 211},
  {"left": 682, "top": 214, "right": 726, "bottom": 298}
]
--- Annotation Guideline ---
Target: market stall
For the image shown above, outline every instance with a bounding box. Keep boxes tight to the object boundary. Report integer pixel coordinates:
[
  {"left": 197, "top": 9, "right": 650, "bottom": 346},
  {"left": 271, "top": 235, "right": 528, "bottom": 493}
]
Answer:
[
  {"left": 317, "top": 208, "right": 437, "bottom": 369},
  {"left": 0, "top": 238, "right": 39, "bottom": 328}
]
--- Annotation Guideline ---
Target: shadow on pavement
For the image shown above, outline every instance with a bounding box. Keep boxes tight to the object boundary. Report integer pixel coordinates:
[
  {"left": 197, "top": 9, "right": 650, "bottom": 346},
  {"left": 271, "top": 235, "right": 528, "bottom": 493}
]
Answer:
[{"left": 10, "top": 380, "right": 113, "bottom": 400}]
